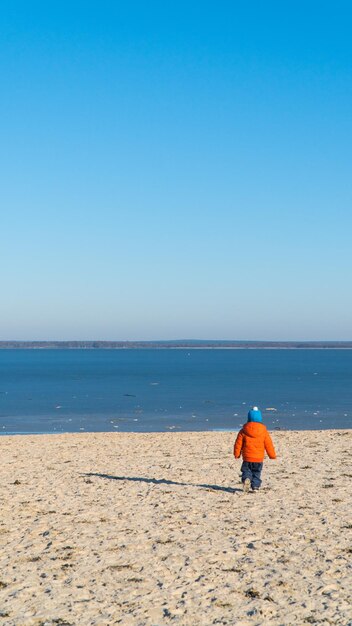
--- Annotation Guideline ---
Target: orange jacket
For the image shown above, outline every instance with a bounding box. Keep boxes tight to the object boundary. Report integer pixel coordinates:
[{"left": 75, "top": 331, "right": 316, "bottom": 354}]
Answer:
[{"left": 234, "top": 422, "right": 276, "bottom": 463}]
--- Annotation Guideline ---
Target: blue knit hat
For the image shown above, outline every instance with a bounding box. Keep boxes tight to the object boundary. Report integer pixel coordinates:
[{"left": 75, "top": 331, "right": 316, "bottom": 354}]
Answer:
[{"left": 247, "top": 406, "right": 263, "bottom": 422}]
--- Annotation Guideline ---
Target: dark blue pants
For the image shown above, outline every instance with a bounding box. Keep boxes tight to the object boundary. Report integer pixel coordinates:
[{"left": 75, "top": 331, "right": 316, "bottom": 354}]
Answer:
[{"left": 241, "top": 461, "right": 263, "bottom": 490}]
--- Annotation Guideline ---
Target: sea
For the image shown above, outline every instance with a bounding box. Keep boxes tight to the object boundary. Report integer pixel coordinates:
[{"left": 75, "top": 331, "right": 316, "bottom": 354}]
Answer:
[{"left": 0, "top": 349, "right": 351, "bottom": 435}]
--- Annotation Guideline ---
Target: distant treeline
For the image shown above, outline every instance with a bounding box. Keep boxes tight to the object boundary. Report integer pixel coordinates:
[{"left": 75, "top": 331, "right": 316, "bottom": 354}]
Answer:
[{"left": 1, "top": 341, "right": 352, "bottom": 349}]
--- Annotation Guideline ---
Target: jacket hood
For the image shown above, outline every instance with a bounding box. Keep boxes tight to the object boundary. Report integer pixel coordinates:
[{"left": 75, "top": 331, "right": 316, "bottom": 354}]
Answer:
[{"left": 242, "top": 421, "right": 266, "bottom": 438}]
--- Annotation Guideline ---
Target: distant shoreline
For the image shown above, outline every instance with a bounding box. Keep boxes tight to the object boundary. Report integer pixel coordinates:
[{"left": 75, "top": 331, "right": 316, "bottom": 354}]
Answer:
[{"left": 1, "top": 341, "right": 352, "bottom": 350}]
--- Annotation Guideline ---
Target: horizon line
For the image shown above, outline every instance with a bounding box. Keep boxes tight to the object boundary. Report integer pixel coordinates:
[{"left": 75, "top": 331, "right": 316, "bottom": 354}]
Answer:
[{"left": 1, "top": 339, "right": 352, "bottom": 344}]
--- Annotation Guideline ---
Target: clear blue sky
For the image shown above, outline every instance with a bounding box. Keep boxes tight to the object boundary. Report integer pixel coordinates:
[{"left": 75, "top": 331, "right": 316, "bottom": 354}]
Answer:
[{"left": 1, "top": 1, "right": 351, "bottom": 340}]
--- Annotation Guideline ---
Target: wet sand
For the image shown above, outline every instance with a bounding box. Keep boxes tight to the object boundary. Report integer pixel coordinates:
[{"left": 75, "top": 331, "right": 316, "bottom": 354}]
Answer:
[{"left": 0, "top": 430, "right": 351, "bottom": 625}]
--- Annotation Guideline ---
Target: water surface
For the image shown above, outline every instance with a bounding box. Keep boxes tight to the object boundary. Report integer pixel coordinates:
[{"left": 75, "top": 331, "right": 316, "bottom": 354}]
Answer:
[{"left": 0, "top": 349, "right": 351, "bottom": 434}]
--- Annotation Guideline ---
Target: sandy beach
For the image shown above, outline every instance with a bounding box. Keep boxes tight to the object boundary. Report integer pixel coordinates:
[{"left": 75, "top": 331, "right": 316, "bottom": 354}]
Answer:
[{"left": 0, "top": 429, "right": 351, "bottom": 625}]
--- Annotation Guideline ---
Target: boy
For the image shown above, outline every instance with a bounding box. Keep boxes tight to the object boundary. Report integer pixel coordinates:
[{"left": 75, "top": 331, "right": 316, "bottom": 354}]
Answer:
[{"left": 234, "top": 406, "right": 276, "bottom": 492}]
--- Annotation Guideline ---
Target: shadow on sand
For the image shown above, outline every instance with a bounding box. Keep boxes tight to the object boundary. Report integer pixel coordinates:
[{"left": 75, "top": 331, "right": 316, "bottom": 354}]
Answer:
[{"left": 83, "top": 473, "right": 242, "bottom": 494}]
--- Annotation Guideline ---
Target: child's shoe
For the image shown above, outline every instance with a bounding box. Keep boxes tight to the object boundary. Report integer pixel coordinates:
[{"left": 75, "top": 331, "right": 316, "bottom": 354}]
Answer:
[{"left": 243, "top": 478, "right": 251, "bottom": 493}]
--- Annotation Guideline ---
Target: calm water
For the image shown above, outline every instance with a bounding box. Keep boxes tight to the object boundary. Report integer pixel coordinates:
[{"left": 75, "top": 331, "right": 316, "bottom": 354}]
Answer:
[{"left": 0, "top": 349, "right": 351, "bottom": 434}]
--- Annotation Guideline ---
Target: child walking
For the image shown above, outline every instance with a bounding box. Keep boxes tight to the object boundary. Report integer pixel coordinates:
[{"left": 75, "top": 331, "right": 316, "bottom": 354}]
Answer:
[{"left": 234, "top": 406, "right": 276, "bottom": 492}]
